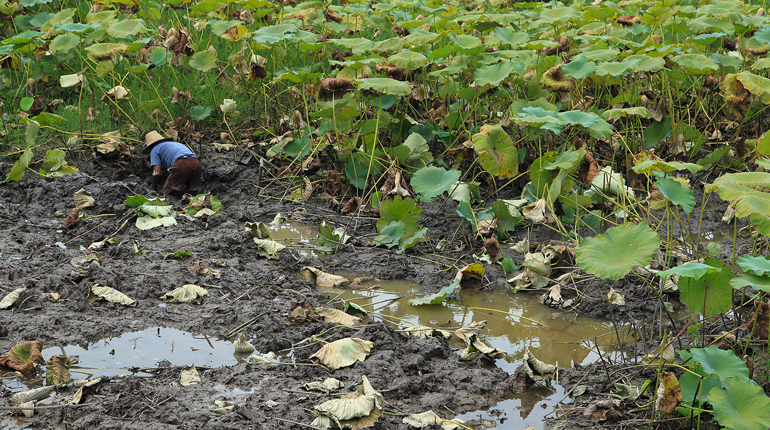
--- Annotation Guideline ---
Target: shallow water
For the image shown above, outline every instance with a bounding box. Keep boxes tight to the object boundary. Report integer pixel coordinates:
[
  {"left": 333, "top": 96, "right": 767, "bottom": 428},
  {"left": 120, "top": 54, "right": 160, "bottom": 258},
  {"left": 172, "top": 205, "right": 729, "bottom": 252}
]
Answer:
[
  {"left": 267, "top": 220, "right": 325, "bottom": 258},
  {"left": 2, "top": 327, "right": 240, "bottom": 393}
]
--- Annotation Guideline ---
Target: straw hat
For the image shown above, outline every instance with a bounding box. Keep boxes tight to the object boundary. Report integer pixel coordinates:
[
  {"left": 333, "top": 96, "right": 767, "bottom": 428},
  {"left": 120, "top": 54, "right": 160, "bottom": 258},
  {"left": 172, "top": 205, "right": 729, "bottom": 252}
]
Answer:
[{"left": 142, "top": 131, "right": 173, "bottom": 154}]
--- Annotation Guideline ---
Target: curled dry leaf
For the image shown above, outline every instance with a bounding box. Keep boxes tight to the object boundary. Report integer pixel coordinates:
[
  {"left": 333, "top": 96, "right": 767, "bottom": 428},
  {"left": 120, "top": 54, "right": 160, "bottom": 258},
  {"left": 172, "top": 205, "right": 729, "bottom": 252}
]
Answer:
[
  {"left": 62, "top": 208, "right": 80, "bottom": 229},
  {"left": 317, "top": 78, "right": 354, "bottom": 100},
  {"left": 71, "top": 377, "right": 103, "bottom": 404},
  {"left": 101, "top": 86, "right": 131, "bottom": 103},
  {"left": 311, "top": 375, "right": 383, "bottom": 429},
  {"left": 283, "top": 296, "right": 317, "bottom": 324},
  {"left": 316, "top": 307, "right": 361, "bottom": 327},
  {"left": 403, "top": 411, "right": 464, "bottom": 429},
  {"left": 655, "top": 371, "right": 682, "bottom": 418},
  {"left": 309, "top": 338, "right": 374, "bottom": 370},
  {"left": 74, "top": 189, "right": 95, "bottom": 209},
  {"left": 477, "top": 219, "right": 497, "bottom": 238},
  {"left": 88, "top": 283, "right": 137, "bottom": 307},
  {"left": 484, "top": 236, "right": 503, "bottom": 261},
  {"left": 46, "top": 355, "right": 73, "bottom": 387},
  {"left": 584, "top": 399, "right": 621, "bottom": 423},
  {"left": 86, "top": 107, "right": 100, "bottom": 121},
  {"left": 579, "top": 151, "right": 601, "bottom": 186},
  {"left": 540, "top": 64, "right": 575, "bottom": 93},
  {"left": 233, "top": 333, "right": 255, "bottom": 354},
  {"left": 0, "top": 287, "right": 26, "bottom": 310},
  {"left": 253, "top": 238, "right": 286, "bottom": 259},
  {"left": 523, "top": 198, "right": 556, "bottom": 224},
  {"left": 161, "top": 284, "right": 209, "bottom": 304},
  {"left": 644, "top": 337, "right": 675, "bottom": 364},
  {"left": 540, "top": 284, "right": 564, "bottom": 308},
  {"left": 454, "top": 320, "right": 486, "bottom": 344},
  {"left": 617, "top": 15, "right": 641, "bottom": 26},
  {"left": 0, "top": 341, "right": 45, "bottom": 373},
  {"left": 9, "top": 386, "right": 54, "bottom": 406},
  {"left": 243, "top": 222, "right": 271, "bottom": 239},
  {"left": 301, "top": 266, "right": 350, "bottom": 288},
  {"left": 189, "top": 261, "right": 221, "bottom": 278},
  {"left": 381, "top": 169, "right": 411, "bottom": 197},
  {"left": 522, "top": 347, "right": 556, "bottom": 382},
  {"left": 325, "top": 170, "right": 342, "bottom": 195},
  {"left": 607, "top": 287, "right": 625, "bottom": 305},
  {"left": 747, "top": 300, "right": 769, "bottom": 340}
]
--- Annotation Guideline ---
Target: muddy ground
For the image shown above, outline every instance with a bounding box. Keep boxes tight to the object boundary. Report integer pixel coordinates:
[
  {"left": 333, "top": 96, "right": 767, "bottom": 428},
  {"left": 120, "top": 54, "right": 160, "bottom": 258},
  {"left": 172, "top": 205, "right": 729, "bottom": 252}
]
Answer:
[{"left": 0, "top": 148, "right": 752, "bottom": 430}]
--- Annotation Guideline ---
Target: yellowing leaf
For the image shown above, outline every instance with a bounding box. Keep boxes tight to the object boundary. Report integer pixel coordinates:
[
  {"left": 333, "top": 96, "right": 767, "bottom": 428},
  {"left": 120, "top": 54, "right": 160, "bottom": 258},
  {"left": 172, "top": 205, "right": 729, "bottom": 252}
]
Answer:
[
  {"left": 0, "top": 288, "right": 26, "bottom": 310},
  {"left": 233, "top": 333, "right": 255, "bottom": 354},
  {"left": 317, "top": 308, "right": 361, "bottom": 327},
  {"left": 161, "top": 284, "right": 209, "bottom": 304},
  {"left": 88, "top": 283, "right": 136, "bottom": 307},
  {"left": 301, "top": 267, "right": 349, "bottom": 288},
  {"left": 46, "top": 355, "right": 73, "bottom": 387},
  {"left": 309, "top": 338, "right": 373, "bottom": 370},
  {"left": 180, "top": 365, "right": 201, "bottom": 386},
  {"left": 73, "top": 189, "right": 95, "bottom": 209},
  {"left": 254, "top": 238, "right": 286, "bottom": 259}
]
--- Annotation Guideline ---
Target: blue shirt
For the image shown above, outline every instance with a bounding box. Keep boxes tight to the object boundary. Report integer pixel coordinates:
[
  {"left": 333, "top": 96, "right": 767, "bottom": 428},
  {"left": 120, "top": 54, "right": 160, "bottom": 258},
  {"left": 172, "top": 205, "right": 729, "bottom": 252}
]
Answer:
[{"left": 150, "top": 141, "right": 197, "bottom": 169}]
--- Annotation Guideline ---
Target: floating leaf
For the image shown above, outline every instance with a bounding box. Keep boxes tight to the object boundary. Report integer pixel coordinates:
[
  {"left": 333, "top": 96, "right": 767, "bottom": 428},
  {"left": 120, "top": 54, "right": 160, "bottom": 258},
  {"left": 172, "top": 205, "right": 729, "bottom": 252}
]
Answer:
[
  {"left": 0, "top": 341, "right": 45, "bottom": 373},
  {"left": 408, "top": 279, "right": 460, "bottom": 306},
  {"left": 576, "top": 223, "right": 660, "bottom": 280},
  {"left": 243, "top": 222, "right": 271, "bottom": 239},
  {"left": 410, "top": 166, "right": 461, "bottom": 202},
  {"left": 88, "top": 283, "right": 136, "bottom": 307},
  {"left": 180, "top": 365, "right": 201, "bottom": 386},
  {"left": 253, "top": 238, "right": 286, "bottom": 259},
  {"left": 233, "top": 333, "right": 255, "bottom": 354},
  {"left": 301, "top": 267, "right": 349, "bottom": 288},
  {"left": 248, "top": 351, "right": 277, "bottom": 364},
  {"left": 161, "top": 284, "right": 209, "bottom": 304},
  {"left": 309, "top": 338, "right": 373, "bottom": 370}
]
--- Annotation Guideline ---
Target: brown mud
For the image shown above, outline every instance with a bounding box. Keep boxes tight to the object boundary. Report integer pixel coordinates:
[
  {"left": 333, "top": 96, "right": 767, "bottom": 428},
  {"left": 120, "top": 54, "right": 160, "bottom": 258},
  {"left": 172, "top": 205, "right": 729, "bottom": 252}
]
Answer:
[{"left": 0, "top": 152, "right": 750, "bottom": 430}]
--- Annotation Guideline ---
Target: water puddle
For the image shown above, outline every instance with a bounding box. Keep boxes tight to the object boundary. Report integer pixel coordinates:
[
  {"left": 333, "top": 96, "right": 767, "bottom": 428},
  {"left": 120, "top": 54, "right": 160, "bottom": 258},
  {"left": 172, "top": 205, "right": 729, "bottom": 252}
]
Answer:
[
  {"left": 267, "top": 221, "right": 325, "bottom": 259},
  {"left": 325, "top": 277, "right": 636, "bottom": 428},
  {"left": 2, "top": 327, "right": 240, "bottom": 393}
]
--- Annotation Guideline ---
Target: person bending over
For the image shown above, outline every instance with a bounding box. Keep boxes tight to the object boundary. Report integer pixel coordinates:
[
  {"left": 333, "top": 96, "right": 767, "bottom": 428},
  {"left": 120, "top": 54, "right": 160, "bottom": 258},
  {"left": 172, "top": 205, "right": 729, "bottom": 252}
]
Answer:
[{"left": 143, "top": 131, "right": 202, "bottom": 196}]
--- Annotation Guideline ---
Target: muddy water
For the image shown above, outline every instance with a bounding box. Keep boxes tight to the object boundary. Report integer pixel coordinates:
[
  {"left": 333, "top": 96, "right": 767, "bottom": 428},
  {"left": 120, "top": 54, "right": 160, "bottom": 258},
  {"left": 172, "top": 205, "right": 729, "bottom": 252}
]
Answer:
[
  {"left": 3, "top": 327, "right": 240, "bottom": 393},
  {"left": 267, "top": 220, "right": 324, "bottom": 258},
  {"left": 326, "top": 277, "right": 636, "bottom": 427}
]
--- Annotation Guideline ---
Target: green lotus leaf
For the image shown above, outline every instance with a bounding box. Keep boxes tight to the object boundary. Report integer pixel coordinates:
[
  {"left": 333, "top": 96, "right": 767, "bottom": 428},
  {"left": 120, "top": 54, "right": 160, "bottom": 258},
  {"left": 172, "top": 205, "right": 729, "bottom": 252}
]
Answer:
[
  {"left": 673, "top": 54, "right": 719, "bottom": 74},
  {"left": 538, "top": 6, "right": 579, "bottom": 25},
  {"left": 355, "top": 78, "right": 412, "bottom": 95},
  {"left": 189, "top": 50, "right": 217, "bottom": 72},
  {"left": 377, "top": 196, "right": 422, "bottom": 237},
  {"left": 643, "top": 118, "right": 672, "bottom": 149},
  {"left": 576, "top": 222, "right": 660, "bottom": 280},
  {"left": 106, "top": 19, "right": 148, "bottom": 39},
  {"left": 580, "top": 48, "right": 620, "bottom": 62},
  {"left": 85, "top": 42, "right": 129, "bottom": 62},
  {"left": 373, "top": 221, "right": 407, "bottom": 248},
  {"left": 632, "top": 160, "right": 702, "bottom": 174},
  {"left": 49, "top": 33, "right": 80, "bottom": 53},
  {"left": 2, "top": 149, "right": 33, "bottom": 183},
  {"left": 678, "top": 258, "right": 732, "bottom": 318},
  {"left": 252, "top": 23, "right": 298, "bottom": 44},
  {"left": 655, "top": 177, "right": 695, "bottom": 213},
  {"left": 594, "top": 58, "right": 641, "bottom": 77},
  {"left": 475, "top": 62, "right": 521, "bottom": 87},
  {"left": 493, "top": 28, "right": 530, "bottom": 47},
  {"left": 657, "top": 262, "right": 720, "bottom": 278},
  {"left": 562, "top": 56, "right": 596, "bottom": 79},
  {"left": 709, "top": 377, "right": 770, "bottom": 430},
  {"left": 736, "top": 255, "right": 770, "bottom": 275},
  {"left": 410, "top": 166, "right": 461, "bottom": 202},
  {"left": 408, "top": 279, "right": 460, "bottom": 306},
  {"left": 730, "top": 273, "right": 770, "bottom": 292},
  {"left": 471, "top": 124, "right": 518, "bottom": 179},
  {"left": 387, "top": 51, "right": 428, "bottom": 69},
  {"left": 705, "top": 172, "right": 770, "bottom": 236},
  {"left": 736, "top": 71, "right": 770, "bottom": 104}
]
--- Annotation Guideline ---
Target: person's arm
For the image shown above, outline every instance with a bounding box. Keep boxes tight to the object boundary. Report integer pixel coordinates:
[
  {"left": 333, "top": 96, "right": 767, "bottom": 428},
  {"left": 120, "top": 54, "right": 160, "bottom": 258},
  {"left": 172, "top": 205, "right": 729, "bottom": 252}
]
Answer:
[{"left": 152, "top": 165, "right": 162, "bottom": 175}]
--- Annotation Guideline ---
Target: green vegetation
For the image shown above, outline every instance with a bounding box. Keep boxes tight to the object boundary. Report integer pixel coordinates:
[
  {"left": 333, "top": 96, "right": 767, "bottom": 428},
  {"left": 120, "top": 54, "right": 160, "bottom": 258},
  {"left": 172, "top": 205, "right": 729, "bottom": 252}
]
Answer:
[{"left": 8, "top": 0, "right": 770, "bottom": 426}]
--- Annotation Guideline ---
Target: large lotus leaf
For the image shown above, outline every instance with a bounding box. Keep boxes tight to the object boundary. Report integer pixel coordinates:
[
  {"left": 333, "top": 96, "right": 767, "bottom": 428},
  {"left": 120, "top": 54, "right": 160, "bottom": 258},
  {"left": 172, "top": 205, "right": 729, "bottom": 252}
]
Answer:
[
  {"left": 643, "top": 118, "right": 673, "bottom": 149},
  {"left": 408, "top": 279, "right": 460, "bottom": 306},
  {"left": 562, "top": 55, "right": 596, "bottom": 79},
  {"left": 678, "top": 259, "right": 733, "bottom": 318},
  {"left": 0, "top": 288, "right": 26, "bottom": 310},
  {"left": 736, "top": 71, "right": 770, "bottom": 104},
  {"left": 475, "top": 62, "right": 521, "bottom": 87},
  {"left": 88, "top": 283, "right": 136, "bottom": 306},
  {"left": 106, "top": 19, "right": 147, "bottom": 38},
  {"left": 709, "top": 377, "right": 770, "bottom": 430},
  {"left": 373, "top": 220, "right": 407, "bottom": 248},
  {"left": 688, "top": 345, "right": 750, "bottom": 381},
  {"left": 594, "top": 58, "right": 641, "bottom": 77},
  {"left": 730, "top": 273, "right": 770, "bottom": 292},
  {"left": 161, "top": 284, "right": 209, "bottom": 304},
  {"left": 377, "top": 196, "right": 422, "bottom": 237},
  {"left": 0, "top": 341, "right": 45, "bottom": 373},
  {"left": 602, "top": 107, "right": 652, "bottom": 121},
  {"left": 410, "top": 167, "right": 461, "bottom": 202},
  {"left": 656, "top": 177, "right": 695, "bottom": 213},
  {"left": 673, "top": 54, "right": 719, "bottom": 74},
  {"left": 538, "top": 6, "right": 579, "bottom": 24},
  {"left": 356, "top": 78, "right": 412, "bottom": 96},
  {"left": 576, "top": 222, "right": 660, "bottom": 280},
  {"left": 46, "top": 355, "right": 73, "bottom": 387},
  {"left": 657, "top": 262, "right": 720, "bottom": 279},
  {"left": 705, "top": 172, "right": 770, "bottom": 236},
  {"left": 49, "top": 33, "right": 80, "bottom": 53},
  {"left": 736, "top": 255, "right": 770, "bottom": 275},
  {"left": 189, "top": 50, "right": 217, "bottom": 72},
  {"left": 633, "top": 160, "right": 703, "bottom": 174},
  {"left": 85, "top": 43, "right": 129, "bottom": 62},
  {"left": 252, "top": 23, "right": 298, "bottom": 44},
  {"left": 679, "top": 366, "right": 721, "bottom": 404},
  {"left": 253, "top": 238, "right": 286, "bottom": 259},
  {"left": 543, "top": 148, "right": 586, "bottom": 173},
  {"left": 309, "top": 338, "right": 373, "bottom": 370},
  {"left": 387, "top": 51, "right": 428, "bottom": 69},
  {"left": 471, "top": 124, "right": 518, "bottom": 179}
]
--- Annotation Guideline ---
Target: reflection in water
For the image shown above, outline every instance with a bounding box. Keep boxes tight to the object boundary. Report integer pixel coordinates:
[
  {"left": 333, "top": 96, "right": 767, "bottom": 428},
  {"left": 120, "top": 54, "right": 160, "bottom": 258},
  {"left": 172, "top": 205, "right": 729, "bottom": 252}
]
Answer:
[
  {"left": 5, "top": 327, "right": 241, "bottom": 393},
  {"left": 267, "top": 221, "right": 323, "bottom": 258},
  {"left": 328, "top": 278, "right": 636, "bottom": 428}
]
